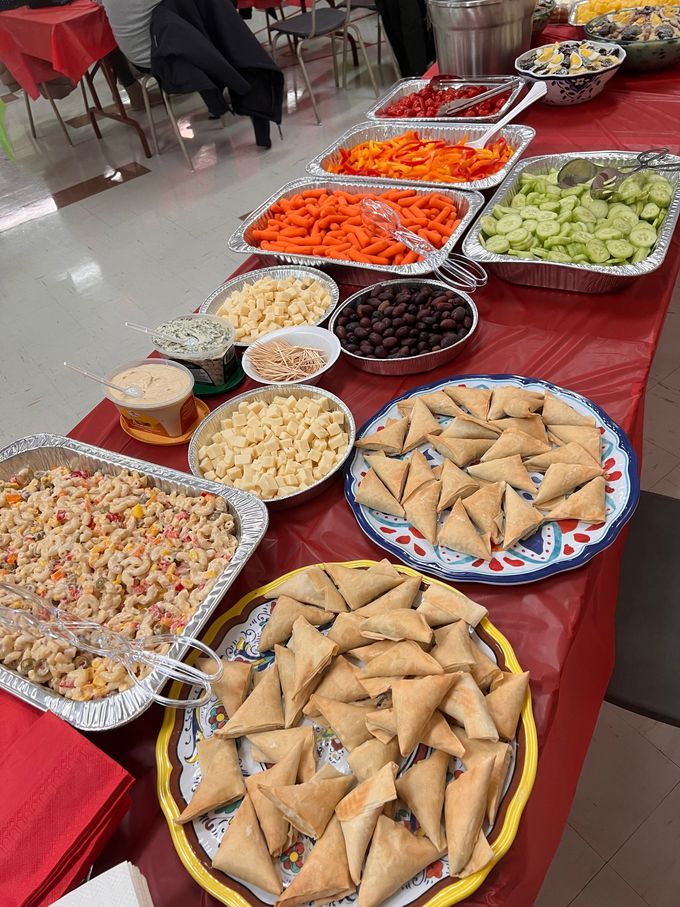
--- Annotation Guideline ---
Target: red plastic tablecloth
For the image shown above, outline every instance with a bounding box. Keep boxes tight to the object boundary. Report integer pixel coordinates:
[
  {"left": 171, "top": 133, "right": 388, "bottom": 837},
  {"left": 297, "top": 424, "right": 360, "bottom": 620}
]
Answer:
[
  {"left": 0, "top": 0, "right": 115, "bottom": 99},
  {"left": 60, "top": 60, "right": 680, "bottom": 906}
]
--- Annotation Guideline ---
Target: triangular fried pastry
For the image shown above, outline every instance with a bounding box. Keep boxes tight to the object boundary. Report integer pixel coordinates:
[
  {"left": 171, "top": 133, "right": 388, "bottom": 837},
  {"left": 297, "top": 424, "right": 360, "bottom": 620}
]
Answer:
[
  {"left": 468, "top": 455, "right": 536, "bottom": 495},
  {"left": 347, "top": 640, "right": 397, "bottom": 663},
  {"left": 276, "top": 816, "right": 354, "bottom": 907},
  {"left": 217, "top": 664, "right": 283, "bottom": 738},
  {"left": 358, "top": 676, "right": 397, "bottom": 697},
  {"left": 542, "top": 390, "right": 595, "bottom": 427},
  {"left": 212, "top": 794, "right": 282, "bottom": 895},
  {"left": 438, "top": 458, "right": 480, "bottom": 512},
  {"left": 444, "top": 385, "right": 491, "bottom": 420},
  {"left": 437, "top": 499, "right": 492, "bottom": 561},
  {"left": 488, "top": 387, "right": 543, "bottom": 421},
  {"left": 404, "top": 479, "right": 440, "bottom": 545},
  {"left": 347, "top": 737, "right": 401, "bottom": 783},
  {"left": 441, "top": 415, "right": 500, "bottom": 441},
  {"left": 175, "top": 736, "right": 245, "bottom": 824},
  {"left": 248, "top": 727, "right": 316, "bottom": 782},
  {"left": 360, "top": 639, "right": 443, "bottom": 678},
  {"left": 469, "top": 643, "right": 502, "bottom": 691},
  {"left": 353, "top": 575, "right": 421, "bottom": 617},
  {"left": 304, "top": 656, "right": 368, "bottom": 715},
  {"left": 462, "top": 482, "right": 505, "bottom": 544},
  {"left": 401, "top": 450, "right": 437, "bottom": 502},
  {"left": 534, "top": 463, "right": 603, "bottom": 507},
  {"left": 428, "top": 435, "right": 494, "bottom": 468},
  {"left": 420, "top": 710, "right": 465, "bottom": 757},
  {"left": 417, "top": 581, "right": 488, "bottom": 628},
  {"left": 524, "top": 441, "right": 601, "bottom": 472},
  {"left": 365, "top": 453, "right": 409, "bottom": 500},
  {"left": 396, "top": 749, "right": 449, "bottom": 850},
  {"left": 481, "top": 429, "right": 550, "bottom": 463},
  {"left": 402, "top": 399, "right": 442, "bottom": 453},
  {"left": 445, "top": 756, "right": 494, "bottom": 876},
  {"left": 432, "top": 621, "right": 475, "bottom": 671},
  {"left": 398, "top": 391, "right": 462, "bottom": 418},
  {"left": 503, "top": 485, "right": 544, "bottom": 550},
  {"left": 548, "top": 425, "right": 601, "bottom": 464},
  {"left": 260, "top": 597, "right": 334, "bottom": 652},
  {"left": 545, "top": 476, "right": 606, "bottom": 523},
  {"left": 261, "top": 765, "right": 354, "bottom": 839},
  {"left": 288, "top": 617, "right": 339, "bottom": 698},
  {"left": 355, "top": 418, "right": 409, "bottom": 455},
  {"left": 325, "top": 563, "right": 402, "bottom": 611},
  {"left": 490, "top": 414, "right": 548, "bottom": 442},
  {"left": 275, "top": 645, "right": 307, "bottom": 728},
  {"left": 355, "top": 468, "right": 405, "bottom": 517},
  {"left": 439, "top": 672, "right": 498, "bottom": 741},
  {"left": 365, "top": 707, "right": 397, "bottom": 744},
  {"left": 358, "top": 816, "right": 441, "bottom": 907},
  {"left": 392, "top": 674, "right": 457, "bottom": 756},
  {"left": 456, "top": 829, "right": 495, "bottom": 879},
  {"left": 457, "top": 731, "right": 512, "bottom": 825},
  {"left": 246, "top": 741, "right": 303, "bottom": 856},
  {"left": 361, "top": 609, "right": 433, "bottom": 645},
  {"left": 327, "top": 612, "right": 367, "bottom": 653},
  {"left": 336, "top": 762, "right": 398, "bottom": 884},
  {"left": 267, "top": 566, "right": 347, "bottom": 613},
  {"left": 197, "top": 657, "right": 252, "bottom": 719},
  {"left": 485, "top": 670, "right": 530, "bottom": 740},
  {"left": 309, "top": 694, "right": 373, "bottom": 750}
]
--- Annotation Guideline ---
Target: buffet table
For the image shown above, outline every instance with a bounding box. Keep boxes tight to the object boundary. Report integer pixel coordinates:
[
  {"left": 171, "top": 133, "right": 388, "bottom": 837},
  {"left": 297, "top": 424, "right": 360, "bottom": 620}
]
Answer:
[{"left": 68, "top": 55, "right": 680, "bottom": 906}]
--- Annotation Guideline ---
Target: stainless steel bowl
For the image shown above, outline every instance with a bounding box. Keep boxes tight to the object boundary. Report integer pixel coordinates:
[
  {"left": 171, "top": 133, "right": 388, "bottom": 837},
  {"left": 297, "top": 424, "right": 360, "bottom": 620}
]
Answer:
[
  {"left": 327, "top": 279, "right": 478, "bottom": 375},
  {"left": 200, "top": 266, "right": 340, "bottom": 350},
  {"left": 188, "top": 384, "right": 356, "bottom": 508}
]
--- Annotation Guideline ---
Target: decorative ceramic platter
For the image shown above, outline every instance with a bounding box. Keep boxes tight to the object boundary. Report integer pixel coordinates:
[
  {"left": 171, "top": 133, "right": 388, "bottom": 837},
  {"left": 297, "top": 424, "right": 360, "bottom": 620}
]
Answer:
[
  {"left": 156, "top": 561, "right": 538, "bottom": 907},
  {"left": 344, "top": 375, "right": 639, "bottom": 585}
]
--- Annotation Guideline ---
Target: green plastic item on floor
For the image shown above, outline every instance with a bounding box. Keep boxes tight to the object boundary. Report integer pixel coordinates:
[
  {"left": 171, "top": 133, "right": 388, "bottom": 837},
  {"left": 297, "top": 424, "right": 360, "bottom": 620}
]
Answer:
[{"left": 0, "top": 100, "right": 14, "bottom": 162}]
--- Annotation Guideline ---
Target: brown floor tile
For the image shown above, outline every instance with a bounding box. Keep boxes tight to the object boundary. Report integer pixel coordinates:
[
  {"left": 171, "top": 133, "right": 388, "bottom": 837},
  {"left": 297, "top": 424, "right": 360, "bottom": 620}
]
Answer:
[
  {"left": 570, "top": 864, "right": 648, "bottom": 907},
  {"left": 52, "top": 162, "right": 150, "bottom": 208},
  {"left": 644, "top": 722, "right": 680, "bottom": 768},
  {"left": 534, "top": 825, "right": 604, "bottom": 907},
  {"left": 0, "top": 92, "right": 18, "bottom": 103}
]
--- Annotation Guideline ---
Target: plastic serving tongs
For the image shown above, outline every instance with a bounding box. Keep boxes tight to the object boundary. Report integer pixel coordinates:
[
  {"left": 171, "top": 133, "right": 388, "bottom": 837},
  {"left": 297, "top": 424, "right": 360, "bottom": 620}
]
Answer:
[{"left": 0, "top": 582, "right": 222, "bottom": 708}]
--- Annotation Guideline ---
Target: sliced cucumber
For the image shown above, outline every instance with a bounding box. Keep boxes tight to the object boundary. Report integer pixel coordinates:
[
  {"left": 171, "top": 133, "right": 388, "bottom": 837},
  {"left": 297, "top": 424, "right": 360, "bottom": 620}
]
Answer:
[
  {"left": 479, "top": 215, "right": 497, "bottom": 236},
  {"left": 606, "top": 239, "right": 634, "bottom": 259},
  {"left": 485, "top": 235, "right": 510, "bottom": 254},
  {"left": 632, "top": 246, "right": 651, "bottom": 264},
  {"left": 586, "top": 239, "right": 609, "bottom": 264},
  {"left": 536, "top": 221, "right": 560, "bottom": 239},
  {"left": 495, "top": 214, "right": 523, "bottom": 235},
  {"left": 629, "top": 222, "right": 657, "bottom": 248}
]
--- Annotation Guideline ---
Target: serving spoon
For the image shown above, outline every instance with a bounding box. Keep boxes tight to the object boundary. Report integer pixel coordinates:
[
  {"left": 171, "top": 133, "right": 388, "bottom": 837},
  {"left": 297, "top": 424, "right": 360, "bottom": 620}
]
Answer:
[
  {"left": 64, "top": 361, "right": 145, "bottom": 398},
  {"left": 557, "top": 147, "right": 680, "bottom": 199},
  {"left": 125, "top": 321, "right": 201, "bottom": 350}
]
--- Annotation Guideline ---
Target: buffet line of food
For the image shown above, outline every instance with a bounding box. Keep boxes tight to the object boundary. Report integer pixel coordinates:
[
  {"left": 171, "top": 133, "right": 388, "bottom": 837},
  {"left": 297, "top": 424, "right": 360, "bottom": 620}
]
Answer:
[{"left": 0, "top": 6, "right": 676, "bottom": 905}]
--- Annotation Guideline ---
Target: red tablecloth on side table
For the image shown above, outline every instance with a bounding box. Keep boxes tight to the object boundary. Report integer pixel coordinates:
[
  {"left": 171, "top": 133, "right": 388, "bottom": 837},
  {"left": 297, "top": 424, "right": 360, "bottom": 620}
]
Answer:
[
  {"left": 65, "top": 64, "right": 680, "bottom": 906},
  {"left": 0, "top": 0, "right": 115, "bottom": 99}
]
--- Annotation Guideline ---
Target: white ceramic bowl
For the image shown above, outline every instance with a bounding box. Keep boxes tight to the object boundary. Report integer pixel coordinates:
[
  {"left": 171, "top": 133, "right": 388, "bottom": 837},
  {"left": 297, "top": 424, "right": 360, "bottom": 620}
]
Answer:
[
  {"left": 241, "top": 326, "right": 341, "bottom": 386},
  {"left": 514, "top": 40, "right": 626, "bottom": 105}
]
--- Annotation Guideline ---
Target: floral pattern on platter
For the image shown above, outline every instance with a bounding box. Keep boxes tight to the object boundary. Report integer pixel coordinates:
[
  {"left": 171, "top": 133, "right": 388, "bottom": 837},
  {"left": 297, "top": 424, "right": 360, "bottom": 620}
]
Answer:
[
  {"left": 522, "top": 65, "right": 622, "bottom": 105},
  {"left": 345, "top": 375, "right": 638, "bottom": 585},
  {"left": 171, "top": 591, "right": 516, "bottom": 906}
]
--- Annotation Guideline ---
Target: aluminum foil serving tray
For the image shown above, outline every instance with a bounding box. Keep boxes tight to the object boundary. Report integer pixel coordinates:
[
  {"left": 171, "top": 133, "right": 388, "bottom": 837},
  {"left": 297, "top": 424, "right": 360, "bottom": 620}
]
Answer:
[
  {"left": 228, "top": 176, "right": 485, "bottom": 278},
  {"left": 0, "top": 435, "right": 268, "bottom": 730},
  {"left": 306, "top": 121, "right": 535, "bottom": 193},
  {"left": 462, "top": 151, "right": 680, "bottom": 293},
  {"left": 365, "top": 76, "right": 524, "bottom": 124}
]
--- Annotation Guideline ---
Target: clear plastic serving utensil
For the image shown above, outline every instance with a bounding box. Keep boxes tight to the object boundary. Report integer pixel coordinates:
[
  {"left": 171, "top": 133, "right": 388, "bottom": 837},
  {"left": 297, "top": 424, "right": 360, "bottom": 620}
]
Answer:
[
  {"left": 0, "top": 582, "right": 223, "bottom": 708},
  {"left": 360, "top": 198, "right": 487, "bottom": 292},
  {"left": 64, "top": 361, "right": 145, "bottom": 398},
  {"left": 466, "top": 81, "right": 547, "bottom": 149},
  {"left": 125, "top": 321, "right": 200, "bottom": 350}
]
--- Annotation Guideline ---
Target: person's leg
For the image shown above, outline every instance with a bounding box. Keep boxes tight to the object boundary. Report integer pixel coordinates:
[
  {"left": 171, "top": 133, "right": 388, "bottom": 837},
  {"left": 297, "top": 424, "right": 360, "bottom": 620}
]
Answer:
[
  {"left": 106, "top": 49, "right": 137, "bottom": 88},
  {"left": 199, "top": 88, "right": 230, "bottom": 117}
]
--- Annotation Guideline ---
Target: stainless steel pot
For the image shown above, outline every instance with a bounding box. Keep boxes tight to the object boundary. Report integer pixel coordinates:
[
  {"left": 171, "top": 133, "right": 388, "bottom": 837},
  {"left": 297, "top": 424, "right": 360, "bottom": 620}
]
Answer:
[{"left": 427, "top": 0, "right": 535, "bottom": 75}]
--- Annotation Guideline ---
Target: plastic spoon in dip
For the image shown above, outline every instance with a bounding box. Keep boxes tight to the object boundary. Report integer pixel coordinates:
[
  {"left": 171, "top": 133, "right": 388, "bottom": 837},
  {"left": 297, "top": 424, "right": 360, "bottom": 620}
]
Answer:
[
  {"left": 125, "top": 321, "right": 200, "bottom": 350},
  {"left": 64, "top": 361, "right": 145, "bottom": 398}
]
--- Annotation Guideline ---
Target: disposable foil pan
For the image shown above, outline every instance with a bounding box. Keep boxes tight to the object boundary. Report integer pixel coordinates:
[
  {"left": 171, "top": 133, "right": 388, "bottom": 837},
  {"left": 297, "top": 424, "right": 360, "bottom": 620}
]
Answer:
[
  {"left": 188, "top": 384, "right": 356, "bottom": 508},
  {"left": 364, "top": 76, "right": 524, "bottom": 123},
  {"left": 567, "top": 0, "right": 591, "bottom": 25},
  {"left": 306, "top": 121, "right": 536, "bottom": 193},
  {"left": 228, "top": 176, "right": 485, "bottom": 278},
  {"left": 462, "top": 151, "right": 680, "bottom": 293},
  {"left": 199, "top": 266, "right": 340, "bottom": 350},
  {"left": 0, "top": 435, "right": 268, "bottom": 730}
]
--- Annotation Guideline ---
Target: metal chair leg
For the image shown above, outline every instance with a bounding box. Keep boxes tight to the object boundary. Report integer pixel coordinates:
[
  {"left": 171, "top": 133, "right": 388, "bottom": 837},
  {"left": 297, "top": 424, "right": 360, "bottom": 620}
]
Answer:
[
  {"left": 296, "top": 38, "right": 320, "bottom": 124},
  {"left": 341, "top": 25, "right": 349, "bottom": 89},
  {"left": 79, "top": 77, "right": 102, "bottom": 140},
  {"left": 330, "top": 33, "right": 340, "bottom": 88},
  {"left": 40, "top": 83, "right": 73, "bottom": 146},
  {"left": 162, "top": 91, "right": 194, "bottom": 171},
  {"left": 139, "top": 79, "right": 160, "bottom": 156},
  {"left": 348, "top": 22, "right": 379, "bottom": 96},
  {"left": 23, "top": 92, "right": 37, "bottom": 139},
  {"left": 377, "top": 15, "right": 382, "bottom": 68}
]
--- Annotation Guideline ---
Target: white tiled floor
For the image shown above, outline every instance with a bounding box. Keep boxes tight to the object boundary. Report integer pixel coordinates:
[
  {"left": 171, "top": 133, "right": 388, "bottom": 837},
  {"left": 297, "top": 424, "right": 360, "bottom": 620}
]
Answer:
[{"left": 1, "top": 19, "right": 680, "bottom": 904}]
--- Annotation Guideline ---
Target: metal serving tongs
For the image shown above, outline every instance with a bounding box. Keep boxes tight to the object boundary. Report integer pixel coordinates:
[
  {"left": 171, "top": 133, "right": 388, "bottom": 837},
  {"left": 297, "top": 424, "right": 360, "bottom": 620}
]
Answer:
[
  {"left": 436, "top": 79, "right": 522, "bottom": 118},
  {"left": 0, "top": 582, "right": 223, "bottom": 708},
  {"left": 557, "top": 148, "right": 680, "bottom": 199},
  {"left": 360, "top": 198, "right": 487, "bottom": 292}
]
